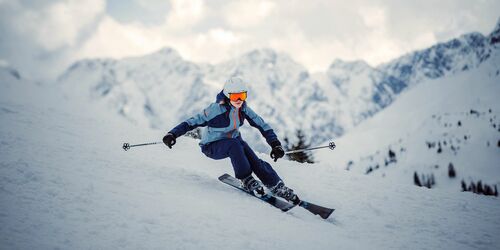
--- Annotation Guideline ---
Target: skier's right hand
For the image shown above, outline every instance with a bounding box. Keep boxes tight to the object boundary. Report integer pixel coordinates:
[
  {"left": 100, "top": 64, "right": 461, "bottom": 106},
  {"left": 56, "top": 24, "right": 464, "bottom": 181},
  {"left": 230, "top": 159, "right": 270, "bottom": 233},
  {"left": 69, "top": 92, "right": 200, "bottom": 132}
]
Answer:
[{"left": 163, "top": 133, "right": 176, "bottom": 149}]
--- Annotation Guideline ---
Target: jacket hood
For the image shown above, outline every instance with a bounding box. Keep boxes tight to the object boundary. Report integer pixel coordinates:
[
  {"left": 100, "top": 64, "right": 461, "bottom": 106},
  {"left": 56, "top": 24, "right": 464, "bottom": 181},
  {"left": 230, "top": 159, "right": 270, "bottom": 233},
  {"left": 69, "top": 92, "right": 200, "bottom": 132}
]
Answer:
[{"left": 216, "top": 90, "right": 228, "bottom": 103}]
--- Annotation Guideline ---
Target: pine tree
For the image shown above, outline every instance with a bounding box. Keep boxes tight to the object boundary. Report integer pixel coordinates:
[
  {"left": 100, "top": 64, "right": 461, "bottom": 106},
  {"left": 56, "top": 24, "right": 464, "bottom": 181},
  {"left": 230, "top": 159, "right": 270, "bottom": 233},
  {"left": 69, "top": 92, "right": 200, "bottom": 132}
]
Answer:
[
  {"left": 414, "top": 172, "right": 422, "bottom": 187},
  {"left": 430, "top": 173, "right": 435, "bottom": 187},
  {"left": 388, "top": 149, "right": 396, "bottom": 163},
  {"left": 477, "top": 181, "right": 484, "bottom": 194},
  {"left": 484, "top": 184, "right": 493, "bottom": 196},
  {"left": 461, "top": 179, "right": 466, "bottom": 191},
  {"left": 448, "top": 163, "right": 456, "bottom": 178},
  {"left": 284, "top": 129, "right": 314, "bottom": 163}
]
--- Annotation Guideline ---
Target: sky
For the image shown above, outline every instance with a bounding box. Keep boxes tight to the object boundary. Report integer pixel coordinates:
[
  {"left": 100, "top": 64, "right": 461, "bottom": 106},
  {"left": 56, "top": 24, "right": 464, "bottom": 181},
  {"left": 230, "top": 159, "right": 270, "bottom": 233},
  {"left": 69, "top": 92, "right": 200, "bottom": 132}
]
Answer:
[{"left": 0, "top": 0, "right": 499, "bottom": 81}]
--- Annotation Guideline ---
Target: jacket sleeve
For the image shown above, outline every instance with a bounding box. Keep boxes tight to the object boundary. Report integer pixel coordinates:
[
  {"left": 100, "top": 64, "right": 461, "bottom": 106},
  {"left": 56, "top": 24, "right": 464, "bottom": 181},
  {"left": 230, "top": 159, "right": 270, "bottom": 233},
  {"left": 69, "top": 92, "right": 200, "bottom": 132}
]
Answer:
[
  {"left": 168, "top": 103, "right": 222, "bottom": 138},
  {"left": 243, "top": 106, "right": 281, "bottom": 147}
]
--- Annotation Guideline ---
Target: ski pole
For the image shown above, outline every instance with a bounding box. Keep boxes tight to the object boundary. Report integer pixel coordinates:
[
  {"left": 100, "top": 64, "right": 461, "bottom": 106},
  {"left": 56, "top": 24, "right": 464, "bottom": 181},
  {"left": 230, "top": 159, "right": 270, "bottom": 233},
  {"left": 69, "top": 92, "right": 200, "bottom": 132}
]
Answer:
[
  {"left": 285, "top": 141, "right": 336, "bottom": 155},
  {"left": 122, "top": 141, "right": 163, "bottom": 151}
]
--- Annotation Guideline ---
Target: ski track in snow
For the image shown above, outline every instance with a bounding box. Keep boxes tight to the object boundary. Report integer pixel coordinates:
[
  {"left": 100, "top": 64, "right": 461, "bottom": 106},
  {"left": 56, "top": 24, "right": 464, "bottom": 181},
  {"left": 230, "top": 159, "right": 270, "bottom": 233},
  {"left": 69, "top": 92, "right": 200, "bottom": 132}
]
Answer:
[{"left": 1, "top": 71, "right": 500, "bottom": 249}]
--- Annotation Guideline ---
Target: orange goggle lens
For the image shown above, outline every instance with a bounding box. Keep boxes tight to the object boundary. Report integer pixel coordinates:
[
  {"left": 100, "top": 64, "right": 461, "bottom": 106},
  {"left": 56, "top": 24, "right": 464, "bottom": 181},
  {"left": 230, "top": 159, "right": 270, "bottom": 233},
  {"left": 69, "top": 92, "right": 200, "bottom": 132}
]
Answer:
[{"left": 229, "top": 92, "right": 247, "bottom": 101}]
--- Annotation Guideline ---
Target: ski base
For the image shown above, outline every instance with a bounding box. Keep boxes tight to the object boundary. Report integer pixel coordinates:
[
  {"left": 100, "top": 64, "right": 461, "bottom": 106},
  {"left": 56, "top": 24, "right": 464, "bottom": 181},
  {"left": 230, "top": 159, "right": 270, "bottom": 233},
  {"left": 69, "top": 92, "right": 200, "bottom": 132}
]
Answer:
[{"left": 218, "top": 174, "right": 296, "bottom": 212}]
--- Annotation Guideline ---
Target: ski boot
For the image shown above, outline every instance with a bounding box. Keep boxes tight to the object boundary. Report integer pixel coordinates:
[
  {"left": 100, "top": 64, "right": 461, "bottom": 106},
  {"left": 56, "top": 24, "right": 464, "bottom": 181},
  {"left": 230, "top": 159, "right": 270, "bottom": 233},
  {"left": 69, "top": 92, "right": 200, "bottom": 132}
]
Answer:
[
  {"left": 270, "top": 181, "right": 300, "bottom": 205},
  {"left": 241, "top": 175, "right": 265, "bottom": 195}
]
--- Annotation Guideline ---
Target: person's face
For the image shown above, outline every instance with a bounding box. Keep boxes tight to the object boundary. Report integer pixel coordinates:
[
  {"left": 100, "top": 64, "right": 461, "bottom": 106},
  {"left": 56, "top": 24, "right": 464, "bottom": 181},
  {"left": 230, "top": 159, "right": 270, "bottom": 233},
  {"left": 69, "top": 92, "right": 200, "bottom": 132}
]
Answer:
[{"left": 230, "top": 99, "right": 243, "bottom": 108}]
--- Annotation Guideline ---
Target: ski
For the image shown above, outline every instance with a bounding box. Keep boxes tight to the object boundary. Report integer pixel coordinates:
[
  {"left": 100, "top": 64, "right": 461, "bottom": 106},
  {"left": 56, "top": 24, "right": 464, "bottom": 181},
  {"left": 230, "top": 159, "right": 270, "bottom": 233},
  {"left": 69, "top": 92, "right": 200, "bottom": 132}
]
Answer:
[
  {"left": 218, "top": 174, "right": 335, "bottom": 219},
  {"left": 218, "top": 174, "right": 296, "bottom": 212}
]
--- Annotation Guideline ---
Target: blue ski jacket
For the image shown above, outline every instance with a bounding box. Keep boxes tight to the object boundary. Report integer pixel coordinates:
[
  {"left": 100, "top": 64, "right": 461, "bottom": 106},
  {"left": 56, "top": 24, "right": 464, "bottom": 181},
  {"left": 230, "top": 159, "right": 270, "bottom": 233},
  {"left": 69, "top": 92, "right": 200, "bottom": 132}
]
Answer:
[{"left": 168, "top": 91, "right": 281, "bottom": 148}]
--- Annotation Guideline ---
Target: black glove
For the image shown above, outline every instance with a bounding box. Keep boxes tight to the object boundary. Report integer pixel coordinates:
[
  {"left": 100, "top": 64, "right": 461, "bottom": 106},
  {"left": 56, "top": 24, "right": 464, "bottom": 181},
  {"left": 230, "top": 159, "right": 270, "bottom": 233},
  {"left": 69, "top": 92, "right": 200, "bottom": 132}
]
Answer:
[
  {"left": 270, "top": 143, "right": 285, "bottom": 162},
  {"left": 163, "top": 133, "right": 176, "bottom": 149}
]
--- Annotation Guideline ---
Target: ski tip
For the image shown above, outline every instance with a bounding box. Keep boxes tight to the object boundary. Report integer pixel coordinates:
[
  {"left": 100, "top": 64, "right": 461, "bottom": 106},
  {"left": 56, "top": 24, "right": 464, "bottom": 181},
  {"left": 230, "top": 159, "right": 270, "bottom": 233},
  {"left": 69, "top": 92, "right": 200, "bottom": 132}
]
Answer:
[
  {"left": 218, "top": 173, "right": 231, "bottom": 181},
  {"left": 321, "top": 209, "right": 335, "bottom": 219},
  {"left": 299, "top": 201, "right": 335, "bottom": 219}
]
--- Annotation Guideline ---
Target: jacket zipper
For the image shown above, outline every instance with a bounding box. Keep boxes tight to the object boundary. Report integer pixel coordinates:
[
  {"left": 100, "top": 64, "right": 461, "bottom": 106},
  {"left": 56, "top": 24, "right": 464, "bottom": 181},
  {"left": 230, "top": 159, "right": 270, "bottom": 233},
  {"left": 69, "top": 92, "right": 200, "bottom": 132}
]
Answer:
[
  {"left": 233, "top": 109, "right": 238, "bottom": 129},
  {"left": 227, "top": 108, "right": 237, "bottom": 138}
]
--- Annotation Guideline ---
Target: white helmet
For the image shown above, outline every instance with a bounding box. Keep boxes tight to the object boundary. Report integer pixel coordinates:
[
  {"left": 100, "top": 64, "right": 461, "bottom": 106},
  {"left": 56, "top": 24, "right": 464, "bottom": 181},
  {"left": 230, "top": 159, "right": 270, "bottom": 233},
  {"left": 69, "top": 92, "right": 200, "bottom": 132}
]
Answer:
[{"left": 223, "top": 76, "right": 248, "bottom": 98}]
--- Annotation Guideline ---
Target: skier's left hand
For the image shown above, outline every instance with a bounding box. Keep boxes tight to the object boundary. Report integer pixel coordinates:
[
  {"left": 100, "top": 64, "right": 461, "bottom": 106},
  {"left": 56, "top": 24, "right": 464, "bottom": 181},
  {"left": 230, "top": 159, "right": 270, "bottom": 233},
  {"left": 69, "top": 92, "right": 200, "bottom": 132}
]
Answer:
[{"left": 270, "top": 145, "right": 285, "bottom": 162}]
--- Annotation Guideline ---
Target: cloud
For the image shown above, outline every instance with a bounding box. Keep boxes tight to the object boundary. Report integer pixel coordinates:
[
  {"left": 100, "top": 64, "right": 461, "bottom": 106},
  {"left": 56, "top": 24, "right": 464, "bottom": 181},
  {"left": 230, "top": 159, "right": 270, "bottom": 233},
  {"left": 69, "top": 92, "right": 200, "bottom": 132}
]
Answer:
[
  {"left": 1, "top": 0, "right": 499, "bottom": 80},
  {"left": 359, "top": 5, "right": 386, "bottom": 29},
  {"left": 268, "top": 29, "right": 348, "bottom": 71},
  {"left": 14, "top": 0, "right": 105, "bottom": 51},
  {"left": 75, "top": 16, "right": 164, "bottom": 60},
  {"left": 134, "top": 0, "right": 170, "bottom": 12},
  {"left": 106, "top": 0, "right": 169, "bottom": 26},
  {"left": 182, "top": 28, "right": 246, "bottom": 62},
  {"left": 223, "top": 0, "right": 276, "bottom": 29},
  {"left": 165, "top": 0, "right": 206, "bottom": 30},
  {"left": 0, "top": 0, "right": 105, "bottom": 79},
  {"left": 75, "top": 12, "right": 244, "bottom": 66},
  {"left": 353, "top": 5, "right": 438, "bottom": 65}
]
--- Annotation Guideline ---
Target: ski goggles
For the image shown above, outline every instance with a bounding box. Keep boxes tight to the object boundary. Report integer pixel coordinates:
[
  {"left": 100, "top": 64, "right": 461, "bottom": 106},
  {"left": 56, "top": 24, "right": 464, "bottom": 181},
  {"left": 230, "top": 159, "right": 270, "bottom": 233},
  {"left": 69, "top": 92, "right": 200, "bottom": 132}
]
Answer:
[{"left": 228, "top": 92, "right": 247, "bottom": 101}]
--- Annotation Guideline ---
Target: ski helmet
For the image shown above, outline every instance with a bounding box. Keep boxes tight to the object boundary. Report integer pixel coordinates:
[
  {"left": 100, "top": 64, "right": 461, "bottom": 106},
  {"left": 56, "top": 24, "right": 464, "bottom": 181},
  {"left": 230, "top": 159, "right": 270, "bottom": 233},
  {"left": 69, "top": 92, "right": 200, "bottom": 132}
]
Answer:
[{"left": 223, "top": 76, "right": 248, "bottom": 98}]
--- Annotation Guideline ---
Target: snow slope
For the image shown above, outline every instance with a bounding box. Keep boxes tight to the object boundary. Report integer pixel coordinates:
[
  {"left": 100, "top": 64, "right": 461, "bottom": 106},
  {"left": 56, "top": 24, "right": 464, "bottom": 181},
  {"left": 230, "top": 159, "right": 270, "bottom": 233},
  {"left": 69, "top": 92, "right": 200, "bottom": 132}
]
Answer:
[
  {"left": 317, "top": 46, "right": 500, "bottom": 193},
  {"left": 1, "top": 66, "right": 500, "bottom": 249}
]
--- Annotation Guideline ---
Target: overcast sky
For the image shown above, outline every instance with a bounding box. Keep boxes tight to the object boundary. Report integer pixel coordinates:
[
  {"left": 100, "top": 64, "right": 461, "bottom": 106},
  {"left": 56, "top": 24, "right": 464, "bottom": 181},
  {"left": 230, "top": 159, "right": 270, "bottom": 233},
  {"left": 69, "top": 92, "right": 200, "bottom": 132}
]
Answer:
[{"left": 1, "top": 0, "right": 499, "bottom": 80}]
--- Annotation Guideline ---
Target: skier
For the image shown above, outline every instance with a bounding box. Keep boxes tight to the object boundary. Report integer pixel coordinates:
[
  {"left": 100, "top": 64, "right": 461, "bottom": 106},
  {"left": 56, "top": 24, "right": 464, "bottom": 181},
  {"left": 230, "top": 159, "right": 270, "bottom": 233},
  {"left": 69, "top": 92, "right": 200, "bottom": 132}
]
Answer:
[{"left": 163, "top": 76, "right": 300, "bottom": 204}]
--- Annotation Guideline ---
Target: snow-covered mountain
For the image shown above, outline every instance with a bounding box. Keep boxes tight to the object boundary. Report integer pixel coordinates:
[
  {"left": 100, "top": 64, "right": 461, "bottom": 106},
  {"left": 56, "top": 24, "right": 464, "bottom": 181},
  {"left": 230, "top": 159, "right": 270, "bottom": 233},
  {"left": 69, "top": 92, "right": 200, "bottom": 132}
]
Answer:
[
  {"left": 2, "top": 65, "right": 500, "bottom": 249},
  {"left": 314, "top": 18, "right": 500, "bottom": 129},
  {"left": 317, "top": 45, "right": 500, "bottom": 194},
  {"left": 379, "top": 20, "right": 500, "bottom": 88},
  {"left": 57, "top": 48, "right": 212, "bottom": 130},
  {"left": 57, "top": 19, "right": 500, "bottom": 152},
  {"left": 57, "top": 48, "right": 343, "bottom": 151},
  {"left": 315, "top": 59, "right": 407, "bottom": 128}
]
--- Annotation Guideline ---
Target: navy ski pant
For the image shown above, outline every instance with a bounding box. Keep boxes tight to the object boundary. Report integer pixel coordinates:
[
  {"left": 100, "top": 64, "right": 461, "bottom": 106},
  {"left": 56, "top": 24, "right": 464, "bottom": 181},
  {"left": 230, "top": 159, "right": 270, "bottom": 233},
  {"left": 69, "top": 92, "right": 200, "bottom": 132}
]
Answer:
[{"left": 201, "top": 137, "right": 281, "bottom": 187}]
